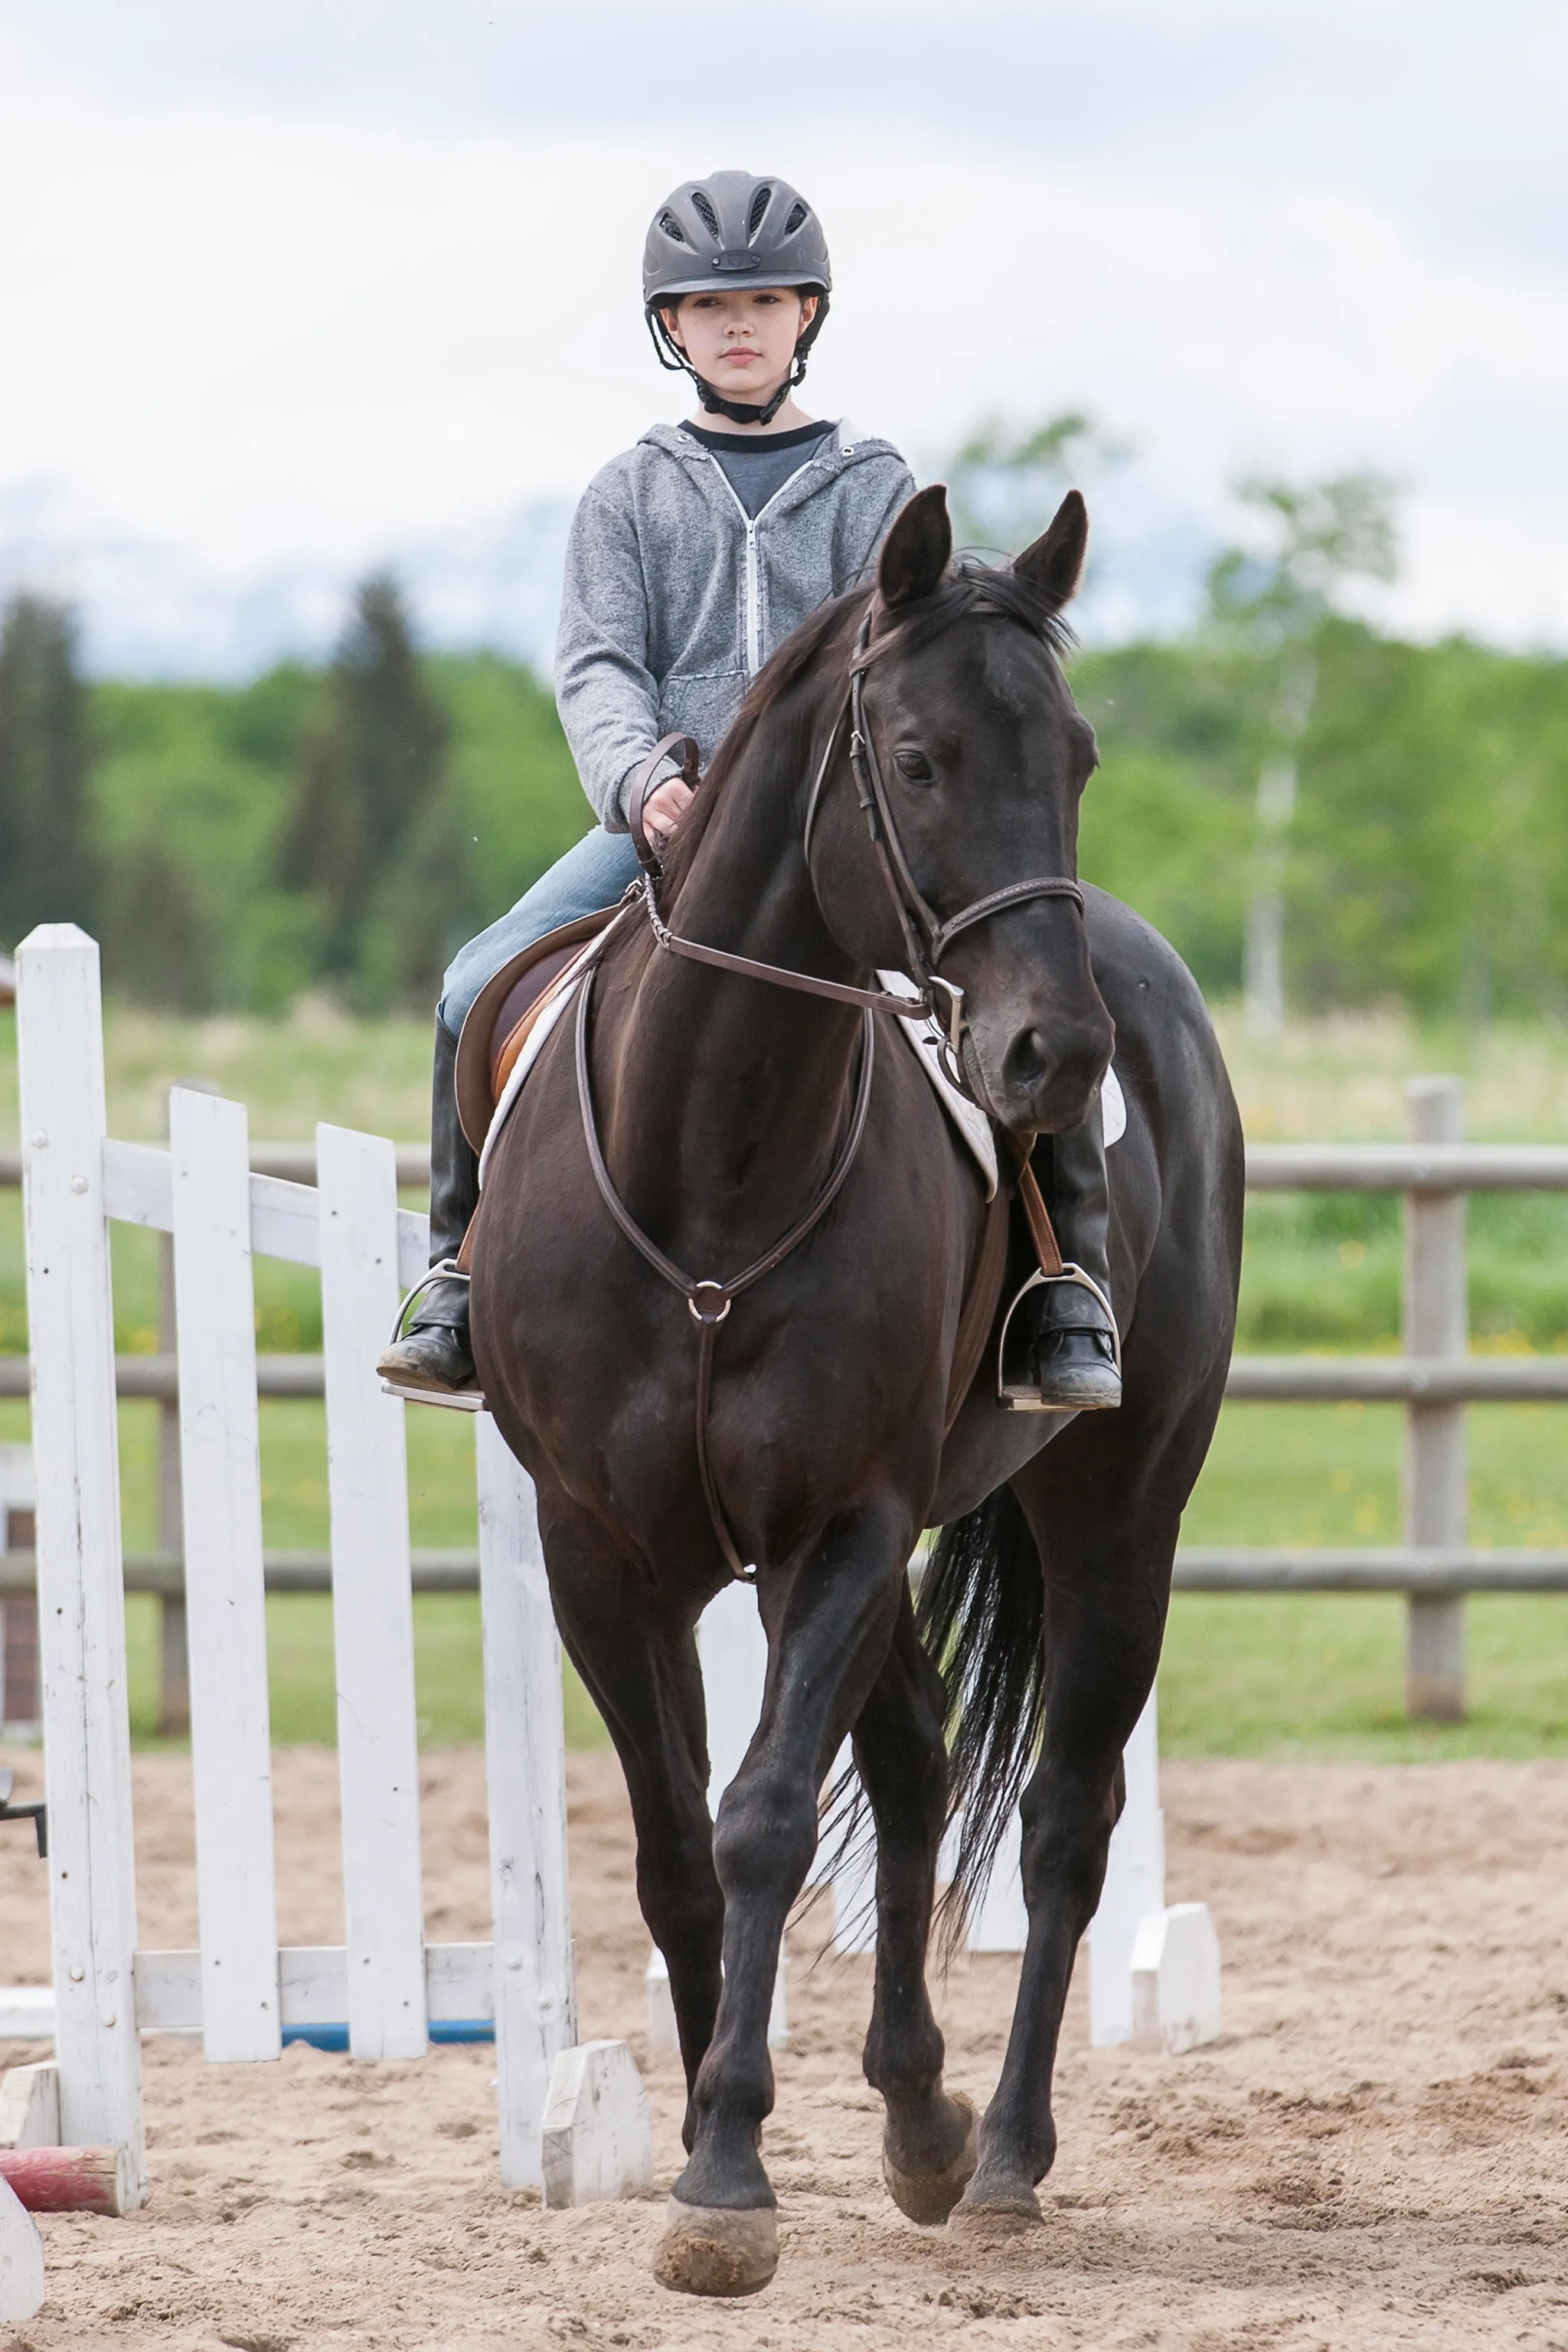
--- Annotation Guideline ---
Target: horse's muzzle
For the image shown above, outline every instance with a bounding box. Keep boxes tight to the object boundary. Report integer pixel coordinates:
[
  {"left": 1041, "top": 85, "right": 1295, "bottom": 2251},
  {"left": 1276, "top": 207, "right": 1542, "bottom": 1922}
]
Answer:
[{"left": 972, "top": 1010, "right": 1115, "bottom": 1136}]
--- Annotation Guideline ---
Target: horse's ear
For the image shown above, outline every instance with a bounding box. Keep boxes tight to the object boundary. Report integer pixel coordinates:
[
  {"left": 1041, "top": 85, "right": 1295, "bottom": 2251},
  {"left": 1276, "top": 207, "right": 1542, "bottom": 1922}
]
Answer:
[
  {"left": 1014, "top": 490, "right": 1089, "bottom": 611},
  {"left": 878, "top": 484, "right": 953, "bottom": 609}
]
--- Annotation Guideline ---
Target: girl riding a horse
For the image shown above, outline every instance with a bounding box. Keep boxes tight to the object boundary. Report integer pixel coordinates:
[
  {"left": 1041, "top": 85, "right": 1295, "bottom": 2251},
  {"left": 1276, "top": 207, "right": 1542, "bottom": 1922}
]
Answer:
[{"left": 376, "top": 169, "right": 1120, "bottom": 1414}]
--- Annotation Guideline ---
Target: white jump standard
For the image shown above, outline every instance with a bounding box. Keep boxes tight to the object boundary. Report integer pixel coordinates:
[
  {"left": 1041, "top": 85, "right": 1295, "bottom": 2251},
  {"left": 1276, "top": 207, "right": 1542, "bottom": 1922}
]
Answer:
[{"left": 3, "top": 924, "right": 639, "bottom": 2204}]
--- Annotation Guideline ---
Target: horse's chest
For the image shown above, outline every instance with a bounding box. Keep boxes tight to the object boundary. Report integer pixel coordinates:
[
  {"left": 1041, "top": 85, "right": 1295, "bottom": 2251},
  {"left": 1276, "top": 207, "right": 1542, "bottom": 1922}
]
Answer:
[{"left": 480, "top": 1052, "right": 974, "bottom": 1532}]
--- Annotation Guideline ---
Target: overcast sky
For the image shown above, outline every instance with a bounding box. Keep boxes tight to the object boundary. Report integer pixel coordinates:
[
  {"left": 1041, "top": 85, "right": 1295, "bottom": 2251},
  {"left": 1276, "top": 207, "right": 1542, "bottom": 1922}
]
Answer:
[{"left": 2, "top": 0, "right": 1565, "bottom": 673}]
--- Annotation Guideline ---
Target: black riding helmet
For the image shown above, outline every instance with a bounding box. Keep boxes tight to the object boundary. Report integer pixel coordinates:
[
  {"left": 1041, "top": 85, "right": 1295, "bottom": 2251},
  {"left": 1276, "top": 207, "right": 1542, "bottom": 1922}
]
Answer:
[{"left": 644, "top": 171, "right": 831, "bottom": 428}]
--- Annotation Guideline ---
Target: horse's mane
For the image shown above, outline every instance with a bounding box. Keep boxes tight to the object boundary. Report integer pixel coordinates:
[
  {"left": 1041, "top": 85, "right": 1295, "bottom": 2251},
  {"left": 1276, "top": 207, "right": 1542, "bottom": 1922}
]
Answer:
[
  {"left": 657, "top": 588, "right": 864, "bottom": 897},
  {"left": 659, "top": 555, "right": 1076, "bottom": 900}
]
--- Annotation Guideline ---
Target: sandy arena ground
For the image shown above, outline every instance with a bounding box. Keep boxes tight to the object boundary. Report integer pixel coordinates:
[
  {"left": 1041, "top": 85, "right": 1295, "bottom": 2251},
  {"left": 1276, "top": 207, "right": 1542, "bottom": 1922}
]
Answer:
[{"left": 4, "top": 1744, "right": 1568, "bottom": 2350}]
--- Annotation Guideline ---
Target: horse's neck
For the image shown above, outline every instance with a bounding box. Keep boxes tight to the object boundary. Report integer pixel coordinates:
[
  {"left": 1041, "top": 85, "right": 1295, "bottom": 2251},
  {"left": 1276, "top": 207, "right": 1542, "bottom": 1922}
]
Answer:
[{"left": 601, "top": 738, "right": 867, "bottom": 1256}]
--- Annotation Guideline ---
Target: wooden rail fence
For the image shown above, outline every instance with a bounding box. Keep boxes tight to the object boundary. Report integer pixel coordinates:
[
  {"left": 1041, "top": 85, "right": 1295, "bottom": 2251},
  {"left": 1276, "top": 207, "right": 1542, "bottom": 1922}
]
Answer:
[{"left": 5, "top": 1077, "right": 1568, "bottom": 1726}]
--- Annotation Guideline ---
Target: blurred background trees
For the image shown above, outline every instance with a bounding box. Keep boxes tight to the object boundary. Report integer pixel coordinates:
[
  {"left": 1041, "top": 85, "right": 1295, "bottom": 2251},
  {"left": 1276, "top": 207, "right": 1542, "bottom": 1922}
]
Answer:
[
  {"left": 0, "top": 594, "right": 96, "bottom": 947},
  {"left": 5, "top": 570, "right": 587, "bottom": 1016},
  {"left": 1207, "top": 472, "right": 1400, "bottom": 1032},
  {"left": 277, "top": 573, "right": 470, "bottom": 1012},
  {"left": 945, "top": 409, "right": 1129, "bottom": 555},
  {"left": 0, "top": 431, "right": 1566, "bottom": 1026}
]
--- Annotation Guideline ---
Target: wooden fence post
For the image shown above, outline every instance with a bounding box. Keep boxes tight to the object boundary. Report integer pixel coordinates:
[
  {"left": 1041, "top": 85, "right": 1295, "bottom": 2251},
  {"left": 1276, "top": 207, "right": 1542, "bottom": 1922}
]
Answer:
[
  {"left": 156, "top": 1214, "right": 189, "bottom": 1738},
  {"left": 475, "top": 1414, "right": 575, "bottom": 2189},
  {"left": 170, "top": 1086, "right": 282, "bottom": 2060},
  {"left": 0, "top": 1448, "right": 38, "bottom": 1739},
  {"left": 1405, "top": 1076, "right": 1467, "bottom": 1721},
  {"left": 1087, "top": 1686, "right": 1165, "bottom": 2044},
  {"left": 15, "top": 925, "right": 146, "bottom": 2195},
  {"left": 157, "top": 1078, "right": 219, "bottom": 1739},
  {"left": 318, "top": 1124, "right": 428, "bottom": 2061},
  {"left": 695, "top": 1585, "right": 789, "bottom": 2047}
]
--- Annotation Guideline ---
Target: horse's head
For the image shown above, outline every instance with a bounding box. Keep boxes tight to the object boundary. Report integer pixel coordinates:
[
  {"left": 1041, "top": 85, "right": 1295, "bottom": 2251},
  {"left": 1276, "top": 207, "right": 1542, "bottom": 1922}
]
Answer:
[{"left": 810, "top": 483, "right": 1114, "bottom": 1137}]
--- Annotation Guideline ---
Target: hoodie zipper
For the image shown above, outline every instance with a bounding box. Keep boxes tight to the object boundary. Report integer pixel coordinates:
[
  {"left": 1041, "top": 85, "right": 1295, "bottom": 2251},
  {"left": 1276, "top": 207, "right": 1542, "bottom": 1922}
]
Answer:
[{"left": 704, "top": 452, "right": 831, "bottom": 677}]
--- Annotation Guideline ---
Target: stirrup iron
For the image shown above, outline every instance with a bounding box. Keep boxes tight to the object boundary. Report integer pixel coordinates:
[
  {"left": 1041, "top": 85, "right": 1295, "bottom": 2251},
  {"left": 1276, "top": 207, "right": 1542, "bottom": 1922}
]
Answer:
[
  {"left": 378, "top": 1259, "right": 486, "bottom": 1412},
  {"left": 996, "top": 1263, "right": 1120, "bottom": 1414}
]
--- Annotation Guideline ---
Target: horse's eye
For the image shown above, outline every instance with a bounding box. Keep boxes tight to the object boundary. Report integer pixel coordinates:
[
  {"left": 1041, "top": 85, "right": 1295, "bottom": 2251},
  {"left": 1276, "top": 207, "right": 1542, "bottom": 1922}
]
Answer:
[{"left": 894, "top": 750, "right": 933, "bottom": 783}]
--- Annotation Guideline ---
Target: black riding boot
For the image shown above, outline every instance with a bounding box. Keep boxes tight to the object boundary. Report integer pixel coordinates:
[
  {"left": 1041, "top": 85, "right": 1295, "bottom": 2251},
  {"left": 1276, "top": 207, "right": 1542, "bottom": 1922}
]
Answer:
[
  {"left": 376, "top": 1018, "right": 481, "bottom": 1404},
  {"left": 1022, "top": 1093, "right": 1121, "bottom": 1410}
]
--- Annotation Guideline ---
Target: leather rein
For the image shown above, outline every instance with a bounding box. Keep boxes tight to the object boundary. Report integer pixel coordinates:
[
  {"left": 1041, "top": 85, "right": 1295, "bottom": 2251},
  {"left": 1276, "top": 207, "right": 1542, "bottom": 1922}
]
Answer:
[{"left": 583, "top": 591, "right": 1085, "bottom": 1580}]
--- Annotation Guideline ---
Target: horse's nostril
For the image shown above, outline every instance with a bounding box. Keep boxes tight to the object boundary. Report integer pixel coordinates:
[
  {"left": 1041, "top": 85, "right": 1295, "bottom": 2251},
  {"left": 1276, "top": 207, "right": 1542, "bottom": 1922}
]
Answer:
[{"left": 1004, "top": 1029, "right": 1051, "bottom": 1094}]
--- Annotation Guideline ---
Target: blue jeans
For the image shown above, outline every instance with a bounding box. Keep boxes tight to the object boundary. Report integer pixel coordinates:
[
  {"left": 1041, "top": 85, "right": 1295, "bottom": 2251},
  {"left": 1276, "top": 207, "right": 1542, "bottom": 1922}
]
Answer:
[{"left": 437, "top": 827, "right": 641, "bottom": 1040}]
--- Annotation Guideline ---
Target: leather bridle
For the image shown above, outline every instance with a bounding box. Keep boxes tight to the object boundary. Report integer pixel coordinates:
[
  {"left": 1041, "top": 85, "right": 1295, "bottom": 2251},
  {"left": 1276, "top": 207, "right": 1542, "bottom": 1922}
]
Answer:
[
  {"left": 590, "top": 587, "right": 1087, "bottom": 1579},
  {"left": 629, "top": 595, "right": 1085, "bottom": 1076}
]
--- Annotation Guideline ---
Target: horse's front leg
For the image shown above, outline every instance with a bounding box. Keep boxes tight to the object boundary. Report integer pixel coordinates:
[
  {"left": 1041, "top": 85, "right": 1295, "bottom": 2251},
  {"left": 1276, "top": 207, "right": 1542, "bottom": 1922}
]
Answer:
[
  {"left": 536, "top": 1492, "right": 727, "bottom": 2120},
  {"left": 854, "top": 1584, "right": 978, "bottom": 2221},
  {"left": 653, "top": 1498, "right": 911, "bottom": 2300}
]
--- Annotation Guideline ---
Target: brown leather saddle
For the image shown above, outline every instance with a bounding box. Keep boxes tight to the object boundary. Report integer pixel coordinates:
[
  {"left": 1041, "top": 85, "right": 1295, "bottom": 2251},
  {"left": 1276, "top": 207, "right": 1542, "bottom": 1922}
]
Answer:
[{"left": 453, "top": 908, "right": 620, "bottom": 1156}]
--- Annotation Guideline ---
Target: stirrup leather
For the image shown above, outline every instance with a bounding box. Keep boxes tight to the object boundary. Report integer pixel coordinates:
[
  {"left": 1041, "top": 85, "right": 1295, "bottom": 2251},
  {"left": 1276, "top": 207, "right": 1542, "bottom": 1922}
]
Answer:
[
  {"left": 378, "top": 1260, "right": 486, "bottom": 1413},
  {"left": 996, "top": 1264, "right": 1120, "bottom": 1413}
]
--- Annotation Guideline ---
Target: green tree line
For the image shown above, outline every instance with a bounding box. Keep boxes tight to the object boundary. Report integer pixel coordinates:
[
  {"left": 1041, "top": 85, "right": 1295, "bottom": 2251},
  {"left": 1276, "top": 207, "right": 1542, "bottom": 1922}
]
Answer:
[
  {"left": 2, "top": 479, "right": 1567, "bottom": 1020},
  {"left": 0, "top": 572, "right": 589, "bottom": 1015}
]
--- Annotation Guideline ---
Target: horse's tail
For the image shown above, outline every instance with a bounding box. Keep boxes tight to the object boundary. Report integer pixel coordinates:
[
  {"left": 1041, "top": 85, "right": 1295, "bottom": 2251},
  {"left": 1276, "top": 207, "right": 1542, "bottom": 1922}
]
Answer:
[{"left": 916, "top": 1481, "right": 1045, "bottom": 1934}]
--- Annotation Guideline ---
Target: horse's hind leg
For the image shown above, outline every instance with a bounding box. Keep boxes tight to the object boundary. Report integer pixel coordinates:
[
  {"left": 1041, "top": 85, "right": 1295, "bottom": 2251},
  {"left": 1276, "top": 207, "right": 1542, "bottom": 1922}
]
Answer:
[
  {"left": 853, "top": 1584, "right": 978, "bottom": 2222},
  {"left": 952, "top": 1403, "right": 1214, "bottom": 2235}
]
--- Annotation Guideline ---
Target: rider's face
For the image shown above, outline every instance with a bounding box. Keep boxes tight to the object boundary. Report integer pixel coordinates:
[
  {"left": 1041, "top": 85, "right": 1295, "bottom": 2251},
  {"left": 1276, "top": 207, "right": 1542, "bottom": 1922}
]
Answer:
[{"left": 661, "top": 288, "right": 816, "bottom": 414}]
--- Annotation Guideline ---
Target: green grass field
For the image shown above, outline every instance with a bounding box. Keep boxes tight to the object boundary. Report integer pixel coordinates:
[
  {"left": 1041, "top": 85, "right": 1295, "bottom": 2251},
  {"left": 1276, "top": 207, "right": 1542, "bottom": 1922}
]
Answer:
[{"left": 7, "top": 1000, "right": 1568, "bottom": 1759}]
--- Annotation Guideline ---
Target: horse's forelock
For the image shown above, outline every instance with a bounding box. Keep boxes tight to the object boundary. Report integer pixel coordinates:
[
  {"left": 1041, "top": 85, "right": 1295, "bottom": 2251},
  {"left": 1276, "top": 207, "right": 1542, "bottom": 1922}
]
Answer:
[{"left": 869, "top": 560, "right": 1076, "bottom": 668}]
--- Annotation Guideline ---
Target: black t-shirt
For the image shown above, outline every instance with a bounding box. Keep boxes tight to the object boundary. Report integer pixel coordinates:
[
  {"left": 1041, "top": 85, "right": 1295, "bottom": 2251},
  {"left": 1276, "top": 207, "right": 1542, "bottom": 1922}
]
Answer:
[{"left": 679, "top": 417, "right": 836, "bottom": 519}]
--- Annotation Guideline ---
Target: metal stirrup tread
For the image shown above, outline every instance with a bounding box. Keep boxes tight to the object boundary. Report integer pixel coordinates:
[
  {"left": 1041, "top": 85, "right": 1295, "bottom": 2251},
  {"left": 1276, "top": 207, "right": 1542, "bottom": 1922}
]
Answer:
[{"left": 379, "top": 1261, "right": 485, "bottom": 1413}]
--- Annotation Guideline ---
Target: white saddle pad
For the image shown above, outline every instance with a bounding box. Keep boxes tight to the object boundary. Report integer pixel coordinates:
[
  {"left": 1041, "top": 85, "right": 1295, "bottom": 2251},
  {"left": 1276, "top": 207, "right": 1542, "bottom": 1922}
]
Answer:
[{"left": 875, "top": 971, "right": 1125, "bottom": 1198}]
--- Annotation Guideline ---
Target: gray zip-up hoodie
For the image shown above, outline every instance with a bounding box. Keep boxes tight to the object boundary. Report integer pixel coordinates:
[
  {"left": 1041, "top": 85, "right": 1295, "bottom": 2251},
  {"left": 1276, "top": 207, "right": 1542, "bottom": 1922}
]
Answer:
[{"left": 555, "top": 419, "right": 915, "bottom": 829}]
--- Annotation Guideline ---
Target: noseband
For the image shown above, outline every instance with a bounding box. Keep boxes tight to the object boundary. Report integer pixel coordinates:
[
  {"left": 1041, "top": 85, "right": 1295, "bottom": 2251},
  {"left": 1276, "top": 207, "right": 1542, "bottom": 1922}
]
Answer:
[
  {"left": 629, "top": 594, "right": 1085, "bottom": 1071},
  {"left": 595, "top": 587, "right": 1087, "bottom": 1579}
]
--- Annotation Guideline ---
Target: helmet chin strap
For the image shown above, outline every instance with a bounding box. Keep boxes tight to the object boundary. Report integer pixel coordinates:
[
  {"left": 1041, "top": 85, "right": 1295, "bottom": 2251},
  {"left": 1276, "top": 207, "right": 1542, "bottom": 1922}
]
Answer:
[
  {"left": 648, "top": 310, "right": 817, "bottom": 430},
  {"left": 693, "top": 365, "right": 798, "bottom": 429}
]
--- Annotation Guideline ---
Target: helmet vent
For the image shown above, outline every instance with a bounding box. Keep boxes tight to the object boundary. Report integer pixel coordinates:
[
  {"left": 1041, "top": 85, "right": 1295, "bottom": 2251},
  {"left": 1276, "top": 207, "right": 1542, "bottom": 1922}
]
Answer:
[
  {"left": 783, "top": 200, "right": 808, "bottom": 237},
  {"left": 658, "top": 211, "right": 687, "bottom": 244},
  {"left": 690, "top": 189, "right": 721, "bottom": 238},
  {"left": 747, "top": 184, "right": 773, "bottom": 238}
]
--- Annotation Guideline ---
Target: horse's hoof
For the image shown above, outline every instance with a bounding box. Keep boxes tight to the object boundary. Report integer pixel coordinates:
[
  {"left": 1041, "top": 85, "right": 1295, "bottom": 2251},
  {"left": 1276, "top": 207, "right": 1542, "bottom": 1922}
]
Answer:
[
  {"left": 651, "top": 2197, "right": 779, "bottom": 2297},
  {"left": 948, "top": 2185, "right": 1044, "bottom": 2240},
  {"left": 882, "top": 2092, "right": 978, "bottom": 2225}
]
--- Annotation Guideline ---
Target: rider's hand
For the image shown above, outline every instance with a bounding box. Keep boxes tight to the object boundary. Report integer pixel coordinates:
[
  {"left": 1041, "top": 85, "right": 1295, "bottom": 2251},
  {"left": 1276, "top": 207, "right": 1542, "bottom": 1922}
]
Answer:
[{"left": 643, "top": 777, "right": 695, "bottom": 845}]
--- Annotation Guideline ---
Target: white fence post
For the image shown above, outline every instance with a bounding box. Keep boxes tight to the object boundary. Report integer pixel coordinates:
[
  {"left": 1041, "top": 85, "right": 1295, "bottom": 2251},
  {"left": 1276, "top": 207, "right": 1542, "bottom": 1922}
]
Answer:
[
  {"left": 15, "top": 926, "right": 145, "bottom": 2194},
  {"left": 0, "top": 1446, "right": 39, "bottom": 1740},
  {"left": 318, "top": 1125, "right": 428, "bottom": 2060},
  {"left": 476, "top": 1414, "right": 575, "bottom": 2189},
  {"left": 699, "top": 1582, "right": 764, "bottom": 1805},
  {"left": 697, "top": 1585, "right": 788, "bottom": 2044},
  {"left": 156, "top": 1091, "right": 190, "bottom": 1738},
  {"left": 170, "top": 1087, "right": 281, "bottom": 2063},
  {"left": 967, "top": 1811, "right": 1029, "bottom": 1952},
  {"left": 1405, "top": 1076, "right": 1468, "bottom": 1720},
  {"left": 1088, "top": 1687, "right": 1165, "bottom": 2047}
]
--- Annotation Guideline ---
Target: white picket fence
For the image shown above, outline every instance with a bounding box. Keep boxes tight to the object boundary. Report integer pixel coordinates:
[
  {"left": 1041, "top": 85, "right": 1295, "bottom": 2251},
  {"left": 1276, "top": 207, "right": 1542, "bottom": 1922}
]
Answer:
[
  {"left": 683, "top": 1580, "right": 1189, "bottom": 2053},
  {"left": 11, "top": 927, "right": 573, "bottom": 2203},
  {"left": 4, "top": 923, "right": 1209, "bottom": 2214}
]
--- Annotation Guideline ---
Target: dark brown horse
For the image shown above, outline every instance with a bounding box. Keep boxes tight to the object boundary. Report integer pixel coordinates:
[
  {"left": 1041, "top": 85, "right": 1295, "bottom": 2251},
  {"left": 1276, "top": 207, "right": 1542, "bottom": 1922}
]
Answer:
[{"left": 472, "top": 485, "right": 1242, "bottom": 2295}]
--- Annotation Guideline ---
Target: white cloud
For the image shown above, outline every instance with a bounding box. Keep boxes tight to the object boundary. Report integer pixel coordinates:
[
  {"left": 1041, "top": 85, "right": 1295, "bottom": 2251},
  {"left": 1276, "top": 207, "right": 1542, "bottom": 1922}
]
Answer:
[{"left": 0, "top": 8, "right": 1565, "bottom": 669}]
